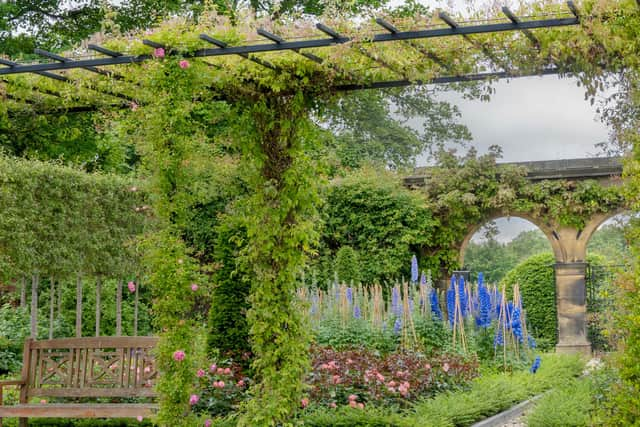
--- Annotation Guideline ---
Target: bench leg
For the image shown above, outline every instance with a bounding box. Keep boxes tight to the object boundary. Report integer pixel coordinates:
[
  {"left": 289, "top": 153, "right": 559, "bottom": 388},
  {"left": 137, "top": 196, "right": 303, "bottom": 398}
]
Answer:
[{"left": 18, "top": 418, "right": 28, "bottom": 427}]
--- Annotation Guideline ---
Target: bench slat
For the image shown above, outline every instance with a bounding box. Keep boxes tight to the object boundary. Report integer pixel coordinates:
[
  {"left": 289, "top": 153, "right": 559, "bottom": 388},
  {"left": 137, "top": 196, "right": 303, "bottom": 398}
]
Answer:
[
  {"left": 0, "top": 403, "right": 158, "bottom": 418},
  {"left": 30, "top": 337, "right": 158, "bottom": 350},
  {"left": 27, "top": 388, "right": 156, "bottom": 398}
]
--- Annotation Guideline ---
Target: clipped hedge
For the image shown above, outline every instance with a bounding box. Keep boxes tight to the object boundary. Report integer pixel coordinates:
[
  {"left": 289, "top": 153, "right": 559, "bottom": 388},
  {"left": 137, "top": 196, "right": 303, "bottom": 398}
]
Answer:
[
  {"left": 501, "top": 252, "right": 608, "bottom": 349},
  {"left": 0, "top": 155, "right": 148, "bottom": 278}
]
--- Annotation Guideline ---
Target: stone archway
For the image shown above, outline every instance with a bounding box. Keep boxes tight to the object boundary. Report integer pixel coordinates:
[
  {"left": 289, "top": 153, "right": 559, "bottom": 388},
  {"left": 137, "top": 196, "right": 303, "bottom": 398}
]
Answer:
[{"left": 459, "top": 208, "right": 628, "bottom": 355}]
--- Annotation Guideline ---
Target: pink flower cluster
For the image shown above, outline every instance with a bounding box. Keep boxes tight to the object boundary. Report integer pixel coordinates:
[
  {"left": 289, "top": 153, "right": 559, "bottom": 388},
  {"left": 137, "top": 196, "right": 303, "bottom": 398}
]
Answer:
[
  {"left": 348, "top": 394, "right": 364, "bottom": 409},
  {"left": 173, "top": 350, "right": 185, "bottom": 361}
]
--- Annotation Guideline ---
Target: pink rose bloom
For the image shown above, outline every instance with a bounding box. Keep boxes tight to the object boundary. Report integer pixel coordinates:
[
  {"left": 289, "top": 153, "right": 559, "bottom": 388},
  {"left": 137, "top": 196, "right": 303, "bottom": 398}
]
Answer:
[
  {"left": 130, "top": 102, "right": 139, "bottom": 111},
  {"left": 153, "top": 47, "right": 165, "bottom": 58},
  {"left": 349, "top": 400, "right": 357, "bottom": 408},
  {"left": 332, "top": 375, "right": 341, "bottom": 384},
  {"left": 204, "top": 420, "right": 212, "bottom": 427},
  {"left": 376, "top": 373, "right": 385, "bottom": 382},
  {"left": 40, "top": 399, "right": 47, "bottom": 404},
  {"left": 173, "top": 350, "right": 185, "bottom": 361},
  {"left": 348, "top": 394, "right": 357, "bottom": 401},
  {"left": 213, "top": 381, "right": 225, "bottom": 388},
  {"left": 209, "top": 364, "right": 217, "bottom": 372},
  {"left": 179, "top": 60, "right": 190, "bottom": 69},
  {"left": 189, "top": 394, "right": 199, "bottom": 405},
  {"left": 136, "top": 416, "right": 143, "bottom": 422},
  {"left": 191, "top": 283, "right": 199, "bottom": 291},
  {"left": 237, "top": 380, "right": 245, "bottom": 387},
  {"left": 128, "top": 281, "right": 136, "bottom": 293},
  {"left": 197, "top": 369, "right": 205, "bottom": 378},
  {"left": 301, "top": 397, "right": 309, "bottom": 408},
  {"left": 329, "top": 402, "right": 336, "bottom": 408},
  {"left": 357, "top": 403, "right": 364, "bottom": 409},
  {"left": 388, "top": 380, "right": 397, "bottom": 387},
  {"left": 443, "top": 362, "right": 450, "bottom": 373},
  {"left": 425, "top": 363, "right": 431, "bottom": 370},
  {"left": 217, "top": 368, "right": 224, "bottom": 375},
  {"left": 387, "top": 386, "right": 396, "bottom": 393},
  {"left": 223, "top": 367, "right": 231, "bottom": 375}
]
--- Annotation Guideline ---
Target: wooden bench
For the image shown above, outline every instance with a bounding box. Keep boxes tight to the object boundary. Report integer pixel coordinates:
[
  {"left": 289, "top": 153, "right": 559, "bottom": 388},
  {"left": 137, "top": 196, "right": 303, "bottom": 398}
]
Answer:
[{"left": 0, "top": 337, "right": 159, "bottom": 427}]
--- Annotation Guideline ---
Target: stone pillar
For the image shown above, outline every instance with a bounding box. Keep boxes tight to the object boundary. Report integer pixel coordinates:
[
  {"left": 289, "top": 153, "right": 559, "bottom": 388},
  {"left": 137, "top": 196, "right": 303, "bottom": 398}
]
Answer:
[{"left": 554, "top": 262, "right": 591, "bottom": 355}]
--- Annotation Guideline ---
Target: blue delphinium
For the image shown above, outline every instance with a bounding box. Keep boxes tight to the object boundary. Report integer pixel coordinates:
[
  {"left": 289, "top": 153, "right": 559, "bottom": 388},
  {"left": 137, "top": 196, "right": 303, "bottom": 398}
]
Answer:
[
  {"left": 528, "top": 335, "right": 537, "bottom": 349},
  {"left": 478, "top": 272, "right": 484, "bottom": 287},
  {"left": 458, "top": 276, "right": 468, "bottom": 318},
  {"left": 420, "top": 271, "right": 427, "bottom": 286},
  {"left": 346, "top": 287, "right": 353, "bottom": 306},
  {"left": 393, "top": 318, "right": 402, "bottom": 335},
  {"left": 353, "top": 305, "right": 361, "bottom": 319},
  {"left": 476, "top": 283, "right": 492, "bottom": 328},
  {"left": 392, "top": 287, "right": 402, "bottom": 317},
  {"left": 494, "top": 326, "right": 504, "bottom": 348},
  {"left": 511, "top": 307, "right": 523, "bottom": 343},
  {"left": 430, "top": 289, "right": 442, "bottom": 320},
  {"left": 530, "top": 356, "right": 541, "bottom": 373},
  {"left": 411, "top": 255, "right": 419, "bottom": 283},
  {"left": 447, "top": 275, "right": 456, "bottom": 326}
]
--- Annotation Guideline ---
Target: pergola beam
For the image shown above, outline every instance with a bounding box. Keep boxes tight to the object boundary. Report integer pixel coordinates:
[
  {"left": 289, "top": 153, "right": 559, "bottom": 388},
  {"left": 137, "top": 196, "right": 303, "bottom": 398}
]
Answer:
[
  {"left": 199, "top": 34, "right": 280, "bottom": 71},
  {"left": 502, "top": 7, "right": 540, "bottom": 47},
  {"left": 0, "top": 11, "right": 579, "bottom": 77}
]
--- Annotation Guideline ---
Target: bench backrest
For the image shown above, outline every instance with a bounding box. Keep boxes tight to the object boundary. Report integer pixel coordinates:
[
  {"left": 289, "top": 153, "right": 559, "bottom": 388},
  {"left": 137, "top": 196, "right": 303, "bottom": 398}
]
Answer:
[{"left": 22, "top": 337, "right": 158, "bottom": 399}]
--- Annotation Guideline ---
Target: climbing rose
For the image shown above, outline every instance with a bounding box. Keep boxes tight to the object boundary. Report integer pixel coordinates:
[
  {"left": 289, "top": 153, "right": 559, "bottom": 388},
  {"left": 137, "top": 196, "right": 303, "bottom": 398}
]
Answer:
[
  {"left": 189, "top": 394, "right": 199, "bottom": 405},
  {"left": 153, "top": 48, "right": 165, "bottom": 58},
  {"left": 179, "top": 60, "right": 190, "bottom": 69},
  {"left": 348, "top": 394, "right": 357, "bottom": 401},
  {"left": 128, "top": 281, "right": 136, "bottom": 293},
  {"left": 136, "top": 416, "right": 143, "bottom": 422},
  {"left": 196, "top": 369, "right": 205, "bottom": 378},
  {"left": 209, "top": 364, "right": 217, "bottom": 372},
  {"left": 130, "top": 102, "right": 138, "bottom": 111},
  {"left": 223, "top": 367, "right": 231, "bottom": 375},
  {"left": 191, "top": 283, "right": 199, "bottom": 291},
  {"left": 301, "top": 397, "right": 309, "bottom": 408},
  {"left": 173, "top": 350, "right": 185, "bottom": 361},
  {"left": 204, "top": 420, "right": 212, "bottom": 427}
]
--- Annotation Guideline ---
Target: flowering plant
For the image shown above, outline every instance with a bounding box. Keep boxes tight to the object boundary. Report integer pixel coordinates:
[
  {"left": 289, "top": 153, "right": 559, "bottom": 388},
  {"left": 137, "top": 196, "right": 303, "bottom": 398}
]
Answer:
[{"left": 191, "top": 359, "right": 250, "bottom": 418}]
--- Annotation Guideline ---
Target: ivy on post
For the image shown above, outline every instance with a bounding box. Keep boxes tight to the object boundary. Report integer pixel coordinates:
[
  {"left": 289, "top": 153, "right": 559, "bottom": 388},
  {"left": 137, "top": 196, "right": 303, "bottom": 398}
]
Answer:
[{"left": 235, "top": 91, "right": 321, "bottom": 425}]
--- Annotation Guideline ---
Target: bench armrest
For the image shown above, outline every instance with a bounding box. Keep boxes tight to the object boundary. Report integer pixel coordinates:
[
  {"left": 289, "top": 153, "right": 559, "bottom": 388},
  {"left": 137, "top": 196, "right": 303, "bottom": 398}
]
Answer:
[{"left": 0, "top": 380, "right": 24, "bottom": 386}]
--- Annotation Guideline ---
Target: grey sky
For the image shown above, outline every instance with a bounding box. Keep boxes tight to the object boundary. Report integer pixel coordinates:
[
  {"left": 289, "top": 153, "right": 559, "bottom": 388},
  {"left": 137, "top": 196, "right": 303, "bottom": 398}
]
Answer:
[{"left": 381, "top": 2, "right": 613, "bottom": 242}]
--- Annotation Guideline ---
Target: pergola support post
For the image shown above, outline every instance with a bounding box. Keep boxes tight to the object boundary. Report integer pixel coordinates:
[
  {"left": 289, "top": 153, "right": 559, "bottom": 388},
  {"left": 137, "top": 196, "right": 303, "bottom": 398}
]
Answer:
[
  {"left": 75, "top": 275, "right": 83, "bottom": 338},
  {"left": 116, "top": 280, "right": 122, "bottom": 336},
  {"left": 133, "top": 279, "right": 139, "bottom": 337},
  {"left": 30, "top": 273, "right": 39, "bottom": 338},
  {"left": 95, "top": 276, "right": 101, "bottom": 337},
  {"left": 554, "top": 262, "right": 591, "bottom": 355},
  {"left": 48, "top": 277, "right": 55, "bottom": 339},
  {"left": 20, "top": 277, "right": 26, "bottom": 307}
]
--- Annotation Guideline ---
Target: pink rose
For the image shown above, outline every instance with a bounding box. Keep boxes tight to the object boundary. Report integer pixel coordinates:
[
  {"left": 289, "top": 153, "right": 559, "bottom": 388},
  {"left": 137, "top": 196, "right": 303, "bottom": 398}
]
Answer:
[
  {"left": 209, "top": 364, "right": 217, "bottom": 372},
  {"left": 197, "top": 369, "right": 205, "bottom": 378},
  {"left": 332, "top": 375, "right": 341, "bottom": 384},
  {"left": 153, "top": 47, "right": 165, "bottom": 58},
  {"left": 348, "top": 394, "right": 357, "bottom": 401},
  {"left": 130, "top": 102, "right": 138, "bottom": 111},
  {"left": 237, "top": 379, "right": 245, "bottom": 387},
  {"left": 223, "top": 367, "right": 231, "bottom": 375},
  {"left": 217, "top": 368, "right": 224, "bottom": 375},
  {"left": 443, "top": 362, "right": 450, "bottom": 373},
  {"left": 301, "top": 397, "right": 309, "bottom": 408},
  {"left": 204, "top": 420, "right": 212, "bottom": 427},
  {"left": 179, "top": 60, "right": 190, "bottom": 69},
  {"left": 349, "top": 400, "right": 357, "bottom": 408},
  {"left": 136, "top": 415, "right": 143, "bottom": 422},
  {"left": 425, "top": 363, "right": 431, "bottom": 370},
  {"left": 191, "top": 283, "right": 199, "bottom": 291},
  {"left": 189, "top": 394, "right": 199, "bottom": 405},
  {"left": 40, "top": 399, "right": 47, "bottom": 404},
  {"left": 173, "top": 350, "right": 185, "bottom": 361},
  {"left": 357, "top": 403, "right": 364, "bottom": 409},
  {"left": 329, "top": 402, "right": 336, "bottom": 408},
  {"left": 127, "top": 281, "right": 136, "bottom": 293}
]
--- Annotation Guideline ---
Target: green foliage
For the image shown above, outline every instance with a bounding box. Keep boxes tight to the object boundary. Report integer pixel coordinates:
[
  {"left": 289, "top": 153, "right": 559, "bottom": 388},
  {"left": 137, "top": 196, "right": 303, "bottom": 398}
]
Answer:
[
  {"left": 410, "top": 354, "right": 585, "bottom": 427},
  {"left": 0, "top": 155, "right": 147, "bottom": 279},
  {"left": 301, "top": 406, "right": 408, "bottom": 427},
  {"left": 314, "top": 316, "right": 397, "bottom": 354},
  {"left": 500, "top": 252, "right": 557, "bottom": 349},
  {"left": 316, "top": 168, "right": 437, "bottom": 284},
  {"left": 207, "top": 215, "right": 251, "bottom": 362},
  {"left": 0, "top": 305, "right": 29, "bottom": 374},
  {"left": 334, "top": 246, "right": 361, "bottom": 285},
  {"left": 526, "top": 378, "right": 593, "bottom": 427},
  {"left": 588, "top": 223, "right": 631, "bottom": 264}
]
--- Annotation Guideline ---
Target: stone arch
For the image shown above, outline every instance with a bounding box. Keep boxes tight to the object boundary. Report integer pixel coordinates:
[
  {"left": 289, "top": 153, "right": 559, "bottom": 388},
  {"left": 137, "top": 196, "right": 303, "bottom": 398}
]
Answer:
[{"left": 458, "top": 210, "right": 562, "bottom": 266}]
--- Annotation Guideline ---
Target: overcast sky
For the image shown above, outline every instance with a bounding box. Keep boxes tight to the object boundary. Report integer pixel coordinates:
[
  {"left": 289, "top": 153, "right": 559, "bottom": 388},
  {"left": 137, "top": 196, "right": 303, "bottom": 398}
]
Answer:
[{"left": 382, "top": 1, "right": 613, "bottom": 242}]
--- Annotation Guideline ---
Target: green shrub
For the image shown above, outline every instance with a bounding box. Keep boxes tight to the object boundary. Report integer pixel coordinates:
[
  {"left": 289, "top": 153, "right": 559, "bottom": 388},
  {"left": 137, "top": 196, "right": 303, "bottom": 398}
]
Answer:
[
  {"left": 301, "top": 406, "right": 409, "bottom": 427},
  {"left": 501, "top": 252, "right": 611, "bottom": 349},
  {"left": 314, "top": 316, "right": 397, "bottom": 354},
  {"left": 315, "top": 168, "right": 437, "bottom": 285},
  {"left": 335, "top": 246, "right": 361, "bottom": 285},
  {"left": 207, "top": 216, "right": 251, "bottom": 362},
  {"left": 526, "top": 378, "right": 593, "bottom": 427},
  {"left": 0, "top": 304, "right": 29, "bottom": 374}
]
